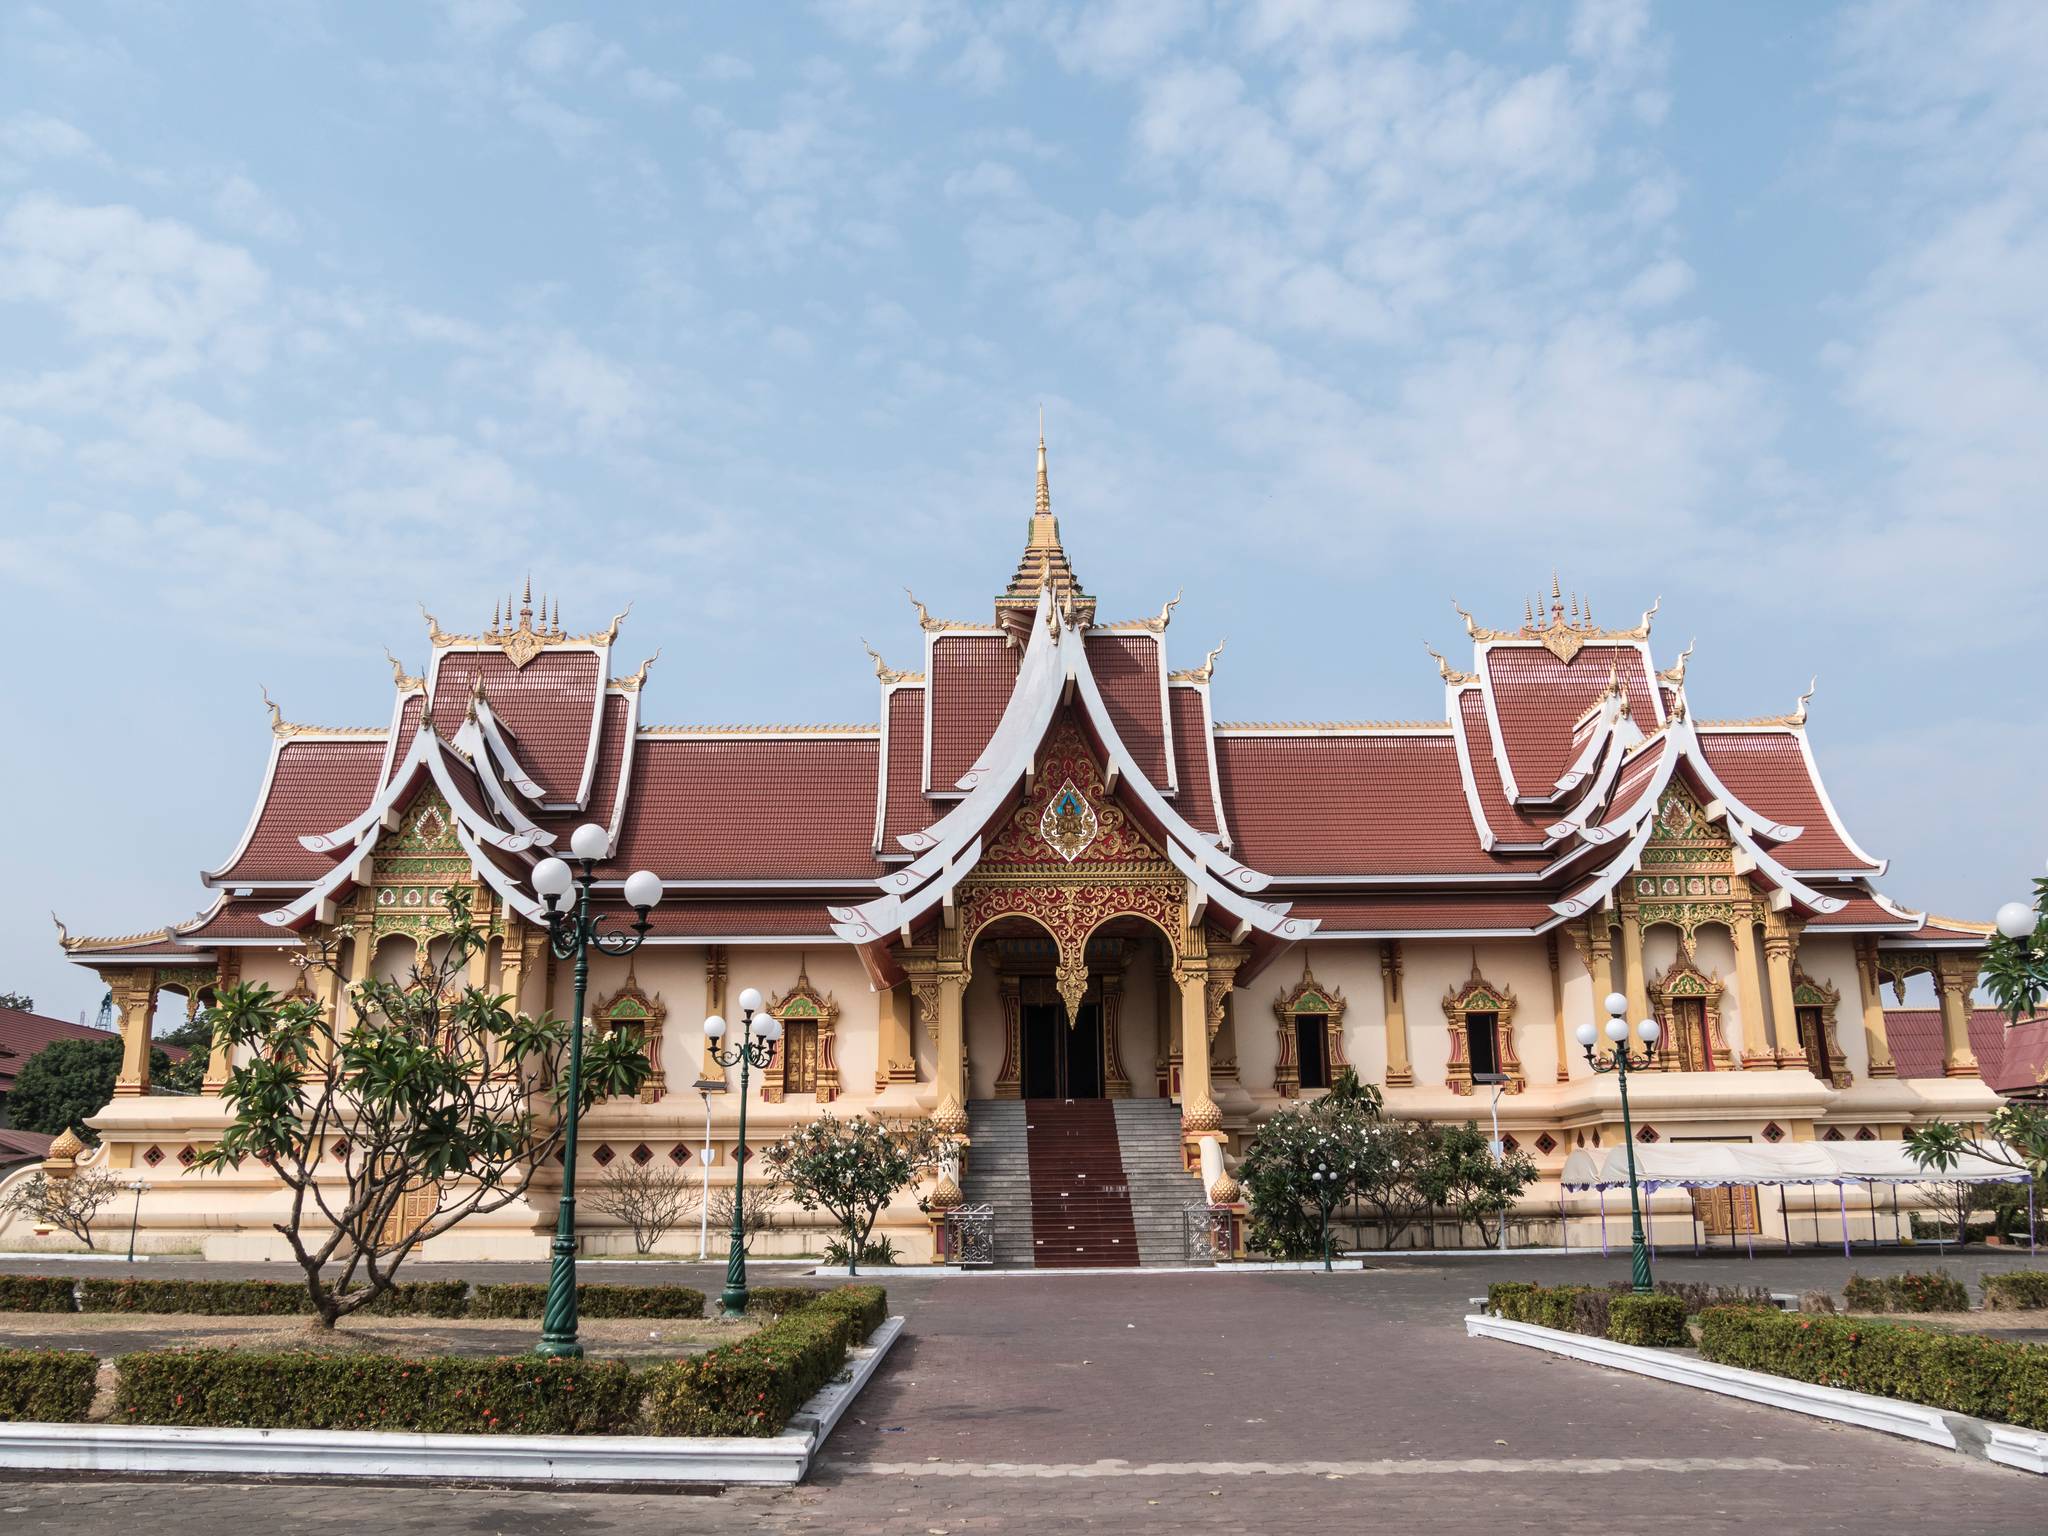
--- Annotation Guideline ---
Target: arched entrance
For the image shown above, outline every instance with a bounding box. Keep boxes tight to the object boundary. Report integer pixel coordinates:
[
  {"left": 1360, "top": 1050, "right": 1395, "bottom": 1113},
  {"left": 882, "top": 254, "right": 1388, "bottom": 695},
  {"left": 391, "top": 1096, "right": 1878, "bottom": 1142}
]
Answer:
[{"left": 974, "top": 923, "right": 1160, "bottom": 1101}]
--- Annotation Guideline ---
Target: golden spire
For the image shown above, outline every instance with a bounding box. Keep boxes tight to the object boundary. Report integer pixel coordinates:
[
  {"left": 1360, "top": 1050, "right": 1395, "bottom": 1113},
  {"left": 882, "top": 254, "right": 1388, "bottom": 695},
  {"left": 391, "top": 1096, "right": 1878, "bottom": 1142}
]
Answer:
[{"left": 1034, "top": 407, "right": 1052, "bottom": 523}]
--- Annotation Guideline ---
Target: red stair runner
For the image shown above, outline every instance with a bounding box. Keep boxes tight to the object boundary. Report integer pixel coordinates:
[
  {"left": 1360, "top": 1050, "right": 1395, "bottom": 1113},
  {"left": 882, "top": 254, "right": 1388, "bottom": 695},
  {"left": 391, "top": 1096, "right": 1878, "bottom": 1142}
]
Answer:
[{"left": 1023, "top": 1099, "right": 1139, "bottom": 1268}]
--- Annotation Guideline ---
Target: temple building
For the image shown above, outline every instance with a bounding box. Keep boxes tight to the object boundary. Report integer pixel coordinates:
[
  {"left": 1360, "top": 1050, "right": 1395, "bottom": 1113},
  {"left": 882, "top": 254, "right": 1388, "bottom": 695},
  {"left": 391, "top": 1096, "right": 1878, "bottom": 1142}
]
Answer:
[{"left": 18, "top": 436, "right": 2010, "bottom": 1264}]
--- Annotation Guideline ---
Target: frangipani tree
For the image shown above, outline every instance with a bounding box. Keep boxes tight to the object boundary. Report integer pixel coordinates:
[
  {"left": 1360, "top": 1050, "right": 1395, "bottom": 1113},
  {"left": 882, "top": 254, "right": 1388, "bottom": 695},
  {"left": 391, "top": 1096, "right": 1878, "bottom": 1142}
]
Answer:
[
  {"left": 764, "top": 1113, "right": 952, "bottom": 1274},
  {"left": 198, "top": 890, "right": 649, "bottom": 1325}
]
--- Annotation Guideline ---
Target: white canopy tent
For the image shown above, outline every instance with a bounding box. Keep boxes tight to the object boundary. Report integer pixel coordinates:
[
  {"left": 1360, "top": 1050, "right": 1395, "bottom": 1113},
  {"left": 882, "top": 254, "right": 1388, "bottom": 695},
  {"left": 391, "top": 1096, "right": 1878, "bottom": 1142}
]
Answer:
[{"left": 1556, "top": 1142, "right": 2035, "bottom": 1259}]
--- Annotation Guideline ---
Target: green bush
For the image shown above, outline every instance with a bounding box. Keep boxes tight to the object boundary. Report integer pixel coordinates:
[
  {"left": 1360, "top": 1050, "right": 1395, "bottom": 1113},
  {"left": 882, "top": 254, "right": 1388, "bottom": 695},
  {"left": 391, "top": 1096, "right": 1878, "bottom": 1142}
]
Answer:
[
  {"left": 0, "top": 1274, "right": 78, "bottom": 1313},
  {"left": 1651, "top": 1279, "right": 1773, "bottom": 1313},
  {"left": 643, "top": 1283, "right": 887, "bottom": 1438},
  {"left": 1608, "top": 1294, "right": 1687, "bottom": 1347},
  {"left": 467, "top": 1282, "right": 706, "bottom": 1320},
  {"left": 80, "top": 1278, "right": 312, "bottom": 1316},
  {"left": 0, "top": 1349, "right": 98, "bottom": 1422},
  {"left": 1983, "top": 1272, "right": 2048, "bottom": 1311},
  {"left": 1842, "top": 1270, "right": 1969, "bottom": 1314},
  {"left": 78, "top": 1277, "right": 470, "bottom": 1318},
  {"left": 1697, "top": 1306, "right": 2048, "bottom": 1431},
  {"left": 115, "top": 1349, "right": 642, "bottom": 1434}
]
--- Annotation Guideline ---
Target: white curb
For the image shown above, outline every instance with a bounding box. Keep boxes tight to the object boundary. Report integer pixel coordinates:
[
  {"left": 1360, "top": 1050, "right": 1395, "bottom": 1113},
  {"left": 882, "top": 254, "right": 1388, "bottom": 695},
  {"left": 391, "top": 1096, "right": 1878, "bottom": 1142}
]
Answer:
[
  {"left": 0, "top": 1315, "right": 903, "bottom": 1487},
  {"left": 1467, "top": 1313, "right": 2048, "bottom": 1475}
]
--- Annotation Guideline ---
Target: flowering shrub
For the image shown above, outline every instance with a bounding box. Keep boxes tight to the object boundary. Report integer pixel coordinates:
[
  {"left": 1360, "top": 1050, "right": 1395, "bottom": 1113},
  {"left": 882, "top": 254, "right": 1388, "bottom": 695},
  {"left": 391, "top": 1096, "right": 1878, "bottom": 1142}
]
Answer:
[
  {"left": 0, "top": 1348, "right": 97, "bottom": 1422},
  {"left": 1487, "top": 1282, "right": 1714, "bottom": 1347},
  {"left": 77, "top": 1277, "right": 468, "bottom": 1317},
  {"left": 765, "top": 1114, "right": 950, "bottom": 1275},
  {"left": 1697, "top": 1306, "right": 2048, "bottom": 1431},
  {"left": 467, "top": 1282, "right": 706, "bottom": 1320}
]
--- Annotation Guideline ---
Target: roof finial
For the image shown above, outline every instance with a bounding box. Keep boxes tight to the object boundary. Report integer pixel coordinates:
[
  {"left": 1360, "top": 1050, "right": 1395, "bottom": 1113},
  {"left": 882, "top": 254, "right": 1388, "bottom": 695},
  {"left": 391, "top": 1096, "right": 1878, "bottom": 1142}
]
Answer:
[
  {"left": 551, "top": 595, "right": 561, "bottom": 634},
  {"left": 519, "top": 575, "right": 533, "bottom": 627},
  {"left": 490, "top": 599, "right": 500, "bottom": 634},
  {"left": 1035, "top": 409, "right": 1051, "bottom": 520},
  {"left": 1551, "top": 569, "right": 1562, "bottom": 600},
  {"left": 1793, "top": 676, "right": 1816, "bottom": 725},
  {"left": 1523, "top": 597, "right": 1534, "bottom": 626}
]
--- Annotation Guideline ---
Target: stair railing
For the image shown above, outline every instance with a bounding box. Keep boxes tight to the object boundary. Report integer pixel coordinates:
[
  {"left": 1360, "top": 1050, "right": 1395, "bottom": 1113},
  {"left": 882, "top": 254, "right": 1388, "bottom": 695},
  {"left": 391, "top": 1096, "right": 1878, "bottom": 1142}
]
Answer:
[
  {"left": 1183, "top": 1202, "right": 1234, "bottom": 1264},
  {"left": 945, "top": 1203, "right": 996, "bottom": 1267}
]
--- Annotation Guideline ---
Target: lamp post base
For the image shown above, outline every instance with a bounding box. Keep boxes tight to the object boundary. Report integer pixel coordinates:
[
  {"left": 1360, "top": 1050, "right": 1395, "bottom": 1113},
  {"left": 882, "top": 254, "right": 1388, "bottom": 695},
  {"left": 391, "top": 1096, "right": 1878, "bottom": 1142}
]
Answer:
[{"left": 534, "top": 1230, "right": 584, "bottom": 1358}]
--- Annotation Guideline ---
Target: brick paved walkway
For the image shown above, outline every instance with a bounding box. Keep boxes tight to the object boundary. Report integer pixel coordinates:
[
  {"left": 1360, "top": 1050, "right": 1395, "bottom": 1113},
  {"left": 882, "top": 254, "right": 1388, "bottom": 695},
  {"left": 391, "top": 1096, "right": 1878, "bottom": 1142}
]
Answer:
[{"left": 1, "top": 1253, "right": 2042, "bottom": 1532}]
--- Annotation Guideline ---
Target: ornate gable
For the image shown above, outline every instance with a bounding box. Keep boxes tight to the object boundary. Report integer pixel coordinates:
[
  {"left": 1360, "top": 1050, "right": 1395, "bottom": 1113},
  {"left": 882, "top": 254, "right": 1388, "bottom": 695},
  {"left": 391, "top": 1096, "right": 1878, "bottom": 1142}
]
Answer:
[
  {"left": 367, "top": 786, "right": 485, "bottom": 939},
  {"left": 1630, "top": 781, "right": 1744, "bottom": 939}
]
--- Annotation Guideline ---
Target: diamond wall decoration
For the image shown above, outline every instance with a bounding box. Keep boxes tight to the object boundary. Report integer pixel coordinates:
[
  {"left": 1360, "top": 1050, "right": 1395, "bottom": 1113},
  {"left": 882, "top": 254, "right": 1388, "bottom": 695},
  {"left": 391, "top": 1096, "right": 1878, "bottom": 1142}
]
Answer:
[{"left": 631, "top": 1143, "right": 653, "bottom": 1166}]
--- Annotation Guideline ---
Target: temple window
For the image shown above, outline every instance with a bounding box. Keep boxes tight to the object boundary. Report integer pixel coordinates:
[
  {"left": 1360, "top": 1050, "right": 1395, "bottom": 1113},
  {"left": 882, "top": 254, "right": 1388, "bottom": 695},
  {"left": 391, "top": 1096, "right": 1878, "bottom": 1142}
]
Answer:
[
  {"left": 1271, "top": 962, "right": 1348, "bottom": 1098},
  {"left": 1441, "top": 963, "right": 1523, "bottom": 1095},
  {"left": 1788, "top": 970, "right": 1849, "bottom": 1087},
  {"left": 590, "top": 975, "right": 667, "bottom": 1102},
  {"left": 1295, "top": 1012, "right": 1331, "bottom": 1091},
  {"left": 1648, "top": 943, "right": 1732, "bottom": 1073},
  {"left": 764, "top": 963, "right": 839, "bottom": 1104},
  {"left": 1465, "top": 1010, "right": 1500, "bottom": 1080}
]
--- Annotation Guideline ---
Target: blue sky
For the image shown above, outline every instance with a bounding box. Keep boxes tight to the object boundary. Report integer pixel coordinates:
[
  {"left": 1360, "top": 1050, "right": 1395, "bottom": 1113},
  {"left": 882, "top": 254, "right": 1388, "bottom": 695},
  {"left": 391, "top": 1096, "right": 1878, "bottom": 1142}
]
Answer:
[{"left": 3, "top": 0, "right": 2043, "bottom": 1023}]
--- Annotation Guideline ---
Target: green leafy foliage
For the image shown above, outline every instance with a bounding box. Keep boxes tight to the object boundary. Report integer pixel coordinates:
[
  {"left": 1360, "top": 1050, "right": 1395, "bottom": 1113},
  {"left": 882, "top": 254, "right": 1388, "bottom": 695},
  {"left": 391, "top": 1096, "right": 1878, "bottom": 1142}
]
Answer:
[
  {"left": 1240, "top": 1092, "right": 1386, "bottom": 1260},
  {"left": 642, "top": 1284, "right": 886, "bottom": 1437},
  {"left": 1697, "top": 1306, "right": 2048, "bottom": 1431},
  {"left": 0, "top": 1275, "right": 77, "bottom": 1312},
  {"left": 77, "top": 1277, "right": 468, "bottom": 1317},
  {"left": 191, "top": 888, "right": 650, "bottom": 1325},
  {"left": 467, "top": 1282, "right": 706, "bottom": 1320},
  {"left": 1842, "top": 1270, "right": 1970, "bottom": 1313},
  {"left": 1607, "top": 1294, "right": 1688, "bottom": 1346},
  {"left": 6, "top": 1037, "right": 170, "bottom": 1141},
  {"left": 1489, "top": 1280, "right": 1757, "bottom": 1346},
  {"left": 1983, "top": 1273, "right": 2048, "bottom": 1310},
  {"left": 1980, "top": 875, "right": 2048, "bottom": 1021},
  {"left": 115, "top": 1350, "right": 642, "bottom": 1434},
  {"left": 0, "top": 1349, "right": 97, "bottom": 1422},
  {"left": 764, "top": 1113, "right": 950, "bottom": 1275},
  {"left": 742, "top": 1285, "right": 827, "bottom": 1317}
]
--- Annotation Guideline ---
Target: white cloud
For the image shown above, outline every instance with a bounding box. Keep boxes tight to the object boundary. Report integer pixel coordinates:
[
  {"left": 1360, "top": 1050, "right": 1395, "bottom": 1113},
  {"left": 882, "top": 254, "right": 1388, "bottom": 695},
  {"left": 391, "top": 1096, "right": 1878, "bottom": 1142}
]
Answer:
[
  {"left": 520, "top": 21, "right": 596, "bottom": 76},
  {"left": 625, "top": 66, "right": 682, "bottom": 103},
  {"left": 441, "top": 0, "right": 522, "bottom": 45},
  {"left": 212, "top": 175, "right": 300, "bottom": 243},
  {"left": 701, "top": 52, "right": 756, "bottom": 82},
  {"left": 1619, "top": 255, "right": 1693, "bottom": 309}
]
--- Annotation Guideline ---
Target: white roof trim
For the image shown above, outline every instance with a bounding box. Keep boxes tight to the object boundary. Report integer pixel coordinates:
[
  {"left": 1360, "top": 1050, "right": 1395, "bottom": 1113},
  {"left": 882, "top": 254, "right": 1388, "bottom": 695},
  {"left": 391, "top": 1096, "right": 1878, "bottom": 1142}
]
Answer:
[
  {"left": 606, "top": 689, "right": 640, "bottom": 847},
  {"left": 871, "top": 678, "right": 921, "bottom": 855},
  {"left": 1174, "top": 679, "right": 1233, "bottom": 851},
  {"left": 1448, "top": 684, "right": 1499, "bottom": 854},
  {"left": 1794, "top": 727, "right": 1888, "bottom": 874},
  {"left": 454, "top": 714, "right": 555, "bottom": 846},
  {"left": 829, "top": 837, "right": 985, "bottom": 943},
  {"left": 470, "top": 700, "right": 546, "bottom": 801}
]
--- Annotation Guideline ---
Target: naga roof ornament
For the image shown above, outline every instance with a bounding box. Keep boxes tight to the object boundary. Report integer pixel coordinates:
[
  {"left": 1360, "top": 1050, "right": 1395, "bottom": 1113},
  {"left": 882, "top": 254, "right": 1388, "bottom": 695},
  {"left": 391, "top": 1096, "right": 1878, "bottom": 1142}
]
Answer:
[
  {"left": 418, "top": 586, "right": 629, "bottom": 667},
  {"left": 1454, "top": 574, "right": 1658, "bottom": 665}
]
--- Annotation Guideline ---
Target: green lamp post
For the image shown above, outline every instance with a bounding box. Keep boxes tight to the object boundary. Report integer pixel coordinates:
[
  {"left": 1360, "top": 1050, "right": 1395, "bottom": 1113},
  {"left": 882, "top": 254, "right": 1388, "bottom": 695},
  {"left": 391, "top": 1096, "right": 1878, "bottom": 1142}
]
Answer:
[
  {"left": 530, "top": 824, "right": 666, "bottom": 1358},
  {"left": 705, "top": 988, "right": 780, "bottom": 1319},
  {"left": 1576, "top": 990, "right": 1662, "bottom": 1296}
]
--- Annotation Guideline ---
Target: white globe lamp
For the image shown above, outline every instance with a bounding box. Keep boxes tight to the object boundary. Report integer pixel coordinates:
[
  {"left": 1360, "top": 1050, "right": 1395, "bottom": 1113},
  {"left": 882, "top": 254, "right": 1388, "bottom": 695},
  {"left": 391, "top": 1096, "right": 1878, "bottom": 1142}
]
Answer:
[
  {"left": 703, "top": 1014, "right": 726, "bottom": 1041},
  {"left": 570, "top": 823, "right": 610, "bottom": 862},
  {"left": 1997, "top": 901, "right": 2036, "bottom": 940},
  {"left": 623, "top": 869, "right": 664, "bottom": 911},
  {"left": 533, "top": 857, "right": 573, "bottom": 903}
]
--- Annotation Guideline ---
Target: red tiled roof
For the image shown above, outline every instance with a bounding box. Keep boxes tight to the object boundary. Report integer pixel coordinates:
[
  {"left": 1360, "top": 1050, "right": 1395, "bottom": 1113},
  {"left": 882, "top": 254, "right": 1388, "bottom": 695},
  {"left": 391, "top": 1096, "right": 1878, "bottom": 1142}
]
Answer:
[
  {"left": 0, "top": 1127, "right": 54, "bottom": 1164},
  {"left": 385, "top": 695, "right": 425, "bottom": 785},
  {"left": 1457, "top": 692, "right": 1556, "bottom": 845},
  {"left": 610, "top": 738, "right": 884, "bottom": 881},
  {"left": 880, "top": 686, "right": 930, "bottom": 851},
  {"left": 927, "top": 635, "right": 1018, "bottom": 790},
  {"left": 211, "top": 738, "right": 385, "bottom": 883},
  {"left": 1885, "top": 1007, "right": 2005, "bottom": 1082},
  {"left": 1989, "top": 1016, "right": 2048, "bottom": 1097},
  {"left": 1214, "top": 732, "right": 1499, "bottom": 875},
  {"left": 595, "top": 899, "right": 836, "bottom": 938},
  {"left": 1084, "top": 634, "right": 1169, "bottom": 788},
  {"left": 430, "top": 650, "right": 603, "bottom": 804},
  {"left": 1803, "top": 894, "right": 1920, "bottom": 930},
  {"left": 1168, "top": 688, "right": 1219, "bottom": 836},
  {"left": 1889, "top": 919, "right": 1991, "bottom": 945},
  {"left": 181, "top": 897, "right": 297, "bottom": 941},
  {"left": 0, "top": 1008, "right": 185, "bottom": 1092},
  {"left": 1286, "top": 892, "right": 1561, "bottom": 933},
  {"left": 1696, "top": 731, "right": 1881, "bottom": 872},
  {"left": 1596, "top": 738, "right": 1667, "bottom": 828},
  {"left": 540, "top": 694, "right": 630, "bottom": 843},
  {"left": 1482, "top": 643, "right": 1656, "bottom": 799}
]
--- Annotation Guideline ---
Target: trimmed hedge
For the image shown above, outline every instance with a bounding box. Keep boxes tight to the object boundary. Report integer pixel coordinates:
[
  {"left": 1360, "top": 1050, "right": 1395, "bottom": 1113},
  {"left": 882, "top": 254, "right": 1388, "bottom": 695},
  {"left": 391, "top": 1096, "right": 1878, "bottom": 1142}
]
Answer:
[
  {"left": 0, "top": 1348, "right": 98, "bottom": 1423},
  {"left": 115, "top": 1349, "right": 643, "bottom": 1434},
  {"left": 0, "top": 1274, "right": 77, "bottom": 1313},
  {"left": 644, "top": 1283, "right": 887, "bottom": 1437},
  {"left": 76, "top": 1277, "right": 468, "bottom": 1318},
  {"left": 1698, "top": 1306, "right": 2048, "bottom": 1432},
  {"left": 743, "top": 1286, "right": 826, "bottom": 1318},
  {"left": 468, "top": 1282, "right": 706, "bottom": 1321},
  {"left": 1841, "top": 1270, "right": 1969, "bottom": 1314},
  {"left": 1486, "top": 1283, "right": 1697, "bottom": 1348},
  {"left": 1607, "top": 1294, "right": 1687, "bottom": 1347},
  {"left": 1983, "top": 1272, "right": 2048, "bottom": 1311}
]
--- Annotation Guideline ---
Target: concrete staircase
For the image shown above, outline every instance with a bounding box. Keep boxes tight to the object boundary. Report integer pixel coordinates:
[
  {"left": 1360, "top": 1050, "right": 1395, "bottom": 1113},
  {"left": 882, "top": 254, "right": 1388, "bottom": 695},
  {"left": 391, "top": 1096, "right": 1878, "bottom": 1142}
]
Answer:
[{"left": 960, "top": 1098, "right": 1201, "bottom": 1268}]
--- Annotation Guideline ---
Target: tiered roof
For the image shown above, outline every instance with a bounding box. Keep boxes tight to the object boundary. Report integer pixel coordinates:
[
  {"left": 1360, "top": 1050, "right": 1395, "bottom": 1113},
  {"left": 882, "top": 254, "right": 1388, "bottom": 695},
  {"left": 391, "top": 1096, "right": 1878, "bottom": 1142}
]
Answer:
[{"left": 58, "top": 439, "right": 1985, "bottom": 971}]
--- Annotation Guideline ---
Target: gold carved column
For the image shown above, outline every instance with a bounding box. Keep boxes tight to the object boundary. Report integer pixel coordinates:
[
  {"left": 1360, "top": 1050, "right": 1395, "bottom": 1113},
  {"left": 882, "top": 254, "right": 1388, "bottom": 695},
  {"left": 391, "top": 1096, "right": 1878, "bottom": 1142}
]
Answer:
[
  {"left": 1379, "top": 940, "right": 1413, "bottom": 1088},
  {"left": 699, "top": 944, "right": 728, "bottom": 1091},
  {"left": 1618, "top": 909, "right": 1651, "bottom": 1049},
  {"left": 202, "top": 950, "right": 242, "bottom": 1092},
  {"left": 1102, "top": 970, "right": 1133, "bottom": 1098},
  {"left": 108, "top": 969, "right": 156, "bottom": 1097},
  {"left": 1157, "top": 962, "right": 1179, "bottom": 1097},
  {"left": 1853, "top": 938, "right": 1896, "bottom": 1078},
  {"left": 1547, "top": 932, "right": 1569, "bottom": 1082},
  {"left": 877, "top": 979, "right": 918, "bottom": 1092},
  {"left": 1732, "top": 913, "right": 1774, "bottom": 1068},
  {"left": 1178, "top": 925, "right": 1221, "bottom": 1137},
  {"left": 1935, "top": 953, "right": 1981, "bottom": 1078},
  {"left": 1761, "top": 912, "right": 1802, "bottom": 1065},
  {"left": 933, "top": 965, "right": 969, "bottom": 1136}
]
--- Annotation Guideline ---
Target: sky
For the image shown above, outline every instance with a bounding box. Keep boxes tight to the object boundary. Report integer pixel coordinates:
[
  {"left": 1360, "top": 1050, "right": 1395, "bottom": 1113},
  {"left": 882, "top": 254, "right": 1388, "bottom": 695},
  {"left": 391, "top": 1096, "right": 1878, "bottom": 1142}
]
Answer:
[{"left": 2, "top": 0, "right": 2044, "bottom": 1024}]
